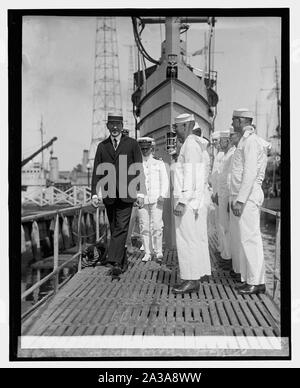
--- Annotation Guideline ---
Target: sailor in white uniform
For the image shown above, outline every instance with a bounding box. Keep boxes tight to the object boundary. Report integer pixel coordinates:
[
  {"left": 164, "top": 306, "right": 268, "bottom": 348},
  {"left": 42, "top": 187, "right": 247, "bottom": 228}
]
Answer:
[
  {"left": 137, "top": 137, "right": 169, "bottom": 262},
  {"left": 172, "top": 113, "right": 211, "bottom": 294},
  {"left": 230, "top": 108, "right": 269, "bottom": 295},
  {"left": 210, "top": 131, "right": 224, "bottom": 254},
  {"left": 192, "top": 123, "right": 211, "bottom": 271},
  {"left": 217, "top": 129, "right": 236, "bottom": 268}
]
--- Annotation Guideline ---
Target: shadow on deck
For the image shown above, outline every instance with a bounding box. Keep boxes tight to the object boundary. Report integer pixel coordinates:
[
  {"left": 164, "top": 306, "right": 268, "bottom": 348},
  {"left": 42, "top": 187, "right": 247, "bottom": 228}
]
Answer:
[{"left": 19, "top": 235, "right": 286, "bottom": 358}]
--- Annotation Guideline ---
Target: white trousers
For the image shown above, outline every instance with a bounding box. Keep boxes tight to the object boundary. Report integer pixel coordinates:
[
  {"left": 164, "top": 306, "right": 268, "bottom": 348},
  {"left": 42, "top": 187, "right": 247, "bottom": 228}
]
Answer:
[
  {"left": 214, "top": 204, "right": 224, "bottom": 253},
  {"left": 218, "top": 196, "right": 231, "bottom": 260},
  {"left": 229, "top": 208, "right": 245, "bottom": 279},
  {"left": 138, "top": 202, "right": 163, "bottom": 256},
  {"left": 238, "top": 199, "right": 265, "bottom": 285},
  {"left": 175, "top": 205, "right": 211, "bottom": 280}
]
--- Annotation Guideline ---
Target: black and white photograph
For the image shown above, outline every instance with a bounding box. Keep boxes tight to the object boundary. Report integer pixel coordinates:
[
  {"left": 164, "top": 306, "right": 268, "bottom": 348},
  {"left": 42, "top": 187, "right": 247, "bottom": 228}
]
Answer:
[{"left": 6, "top": 5, "right": 294, "bottom": 364}]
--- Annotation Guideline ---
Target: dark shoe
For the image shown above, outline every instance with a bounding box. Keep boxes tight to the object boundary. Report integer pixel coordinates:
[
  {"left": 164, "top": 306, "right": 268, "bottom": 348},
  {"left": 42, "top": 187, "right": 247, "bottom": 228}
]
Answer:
[
  {"left": 172, "top": 280, "right": 200, "bottom": 294},
  {"left": 105, "top": 262, "right": 114, "bottom": 269},
  {"left": 230, "top": 270, "right": 241, "bottom": 279},
  {"left": 235, "top": 282, "right": 247, "bottom": 290},
  {"left": 238, "top": 284, "right": 266, "bottom": 295},
  {"left": 111, "top": 264, "right": 122, "bottom": 277}
]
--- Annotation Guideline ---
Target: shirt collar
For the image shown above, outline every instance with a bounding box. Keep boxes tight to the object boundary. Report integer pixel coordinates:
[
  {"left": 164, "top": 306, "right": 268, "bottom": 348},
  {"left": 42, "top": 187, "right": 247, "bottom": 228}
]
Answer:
[{"left": 110, "top": 133, "right": 122, "bottom": 144}]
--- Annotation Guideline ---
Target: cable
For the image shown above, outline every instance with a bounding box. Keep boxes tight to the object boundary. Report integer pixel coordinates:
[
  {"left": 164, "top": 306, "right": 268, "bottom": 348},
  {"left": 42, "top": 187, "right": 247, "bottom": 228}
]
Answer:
[{"left": 131, "top": 17, "right": 159, "bottom": 65}]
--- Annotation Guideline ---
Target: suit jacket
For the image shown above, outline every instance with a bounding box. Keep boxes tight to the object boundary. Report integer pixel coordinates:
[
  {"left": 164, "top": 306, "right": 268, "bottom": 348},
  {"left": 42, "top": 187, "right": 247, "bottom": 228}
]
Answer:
[{"left": 91, "top": 134, "right": 146, "bottom": 205}]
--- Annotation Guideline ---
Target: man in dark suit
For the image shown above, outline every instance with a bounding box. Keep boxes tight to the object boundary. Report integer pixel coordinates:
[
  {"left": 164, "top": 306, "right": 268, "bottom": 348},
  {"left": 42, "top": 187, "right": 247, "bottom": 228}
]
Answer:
[{"left": 91, "top": 113, "right": 145, "bottom": 277}]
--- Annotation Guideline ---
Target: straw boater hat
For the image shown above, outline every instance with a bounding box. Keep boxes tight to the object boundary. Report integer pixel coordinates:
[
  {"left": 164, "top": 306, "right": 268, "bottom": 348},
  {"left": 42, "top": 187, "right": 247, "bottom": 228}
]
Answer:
[{"left": 107, "top": 113, "right": 123, "bottom": 122}]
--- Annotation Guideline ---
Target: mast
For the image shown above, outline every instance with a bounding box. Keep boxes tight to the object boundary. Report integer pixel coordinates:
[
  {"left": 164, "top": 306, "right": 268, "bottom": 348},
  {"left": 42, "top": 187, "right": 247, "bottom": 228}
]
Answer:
[
  {"left": 40, "top": 116, "right": 44, "bottom": 174},
  {"left": 274, "top": 56, "right": 281, "bottom": 138}
]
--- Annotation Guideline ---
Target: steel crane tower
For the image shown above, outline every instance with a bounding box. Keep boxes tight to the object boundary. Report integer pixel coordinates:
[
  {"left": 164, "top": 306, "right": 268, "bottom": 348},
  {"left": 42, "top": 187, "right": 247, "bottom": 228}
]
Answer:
[{"left": 89, "top": 17, "right": 123, "bottom": 165}]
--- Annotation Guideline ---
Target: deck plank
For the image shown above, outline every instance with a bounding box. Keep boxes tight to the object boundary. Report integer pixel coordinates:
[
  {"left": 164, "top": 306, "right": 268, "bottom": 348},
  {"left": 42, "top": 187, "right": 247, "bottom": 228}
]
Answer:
[{"left": 22, "top": 239, "right": 280, "bottom": 346}]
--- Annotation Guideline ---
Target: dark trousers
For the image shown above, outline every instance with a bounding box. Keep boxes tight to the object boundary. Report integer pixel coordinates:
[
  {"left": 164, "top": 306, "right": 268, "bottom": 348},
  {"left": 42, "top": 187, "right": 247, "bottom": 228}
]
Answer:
[{"left": 105, "top": 199, "right": 133, "bottom": 266}]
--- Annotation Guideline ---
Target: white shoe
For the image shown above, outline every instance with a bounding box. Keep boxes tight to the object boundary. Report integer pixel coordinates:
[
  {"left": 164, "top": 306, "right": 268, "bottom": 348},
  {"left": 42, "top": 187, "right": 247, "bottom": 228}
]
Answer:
[
  {"left": 142, "top": 254, "right": 151, "bottom": 262},
  {"left": 156, "top": 253, "right": 163, "bottom": 260},
  {"left": 140, "top": 244, "right": 145, "bottom": 251}
]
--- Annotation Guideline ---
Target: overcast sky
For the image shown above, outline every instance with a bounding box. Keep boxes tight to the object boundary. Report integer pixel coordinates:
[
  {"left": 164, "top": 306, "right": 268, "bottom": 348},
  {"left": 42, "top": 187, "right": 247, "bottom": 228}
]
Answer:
[{"left": 22, "top": 16, "right": 281, "bottom": 170}]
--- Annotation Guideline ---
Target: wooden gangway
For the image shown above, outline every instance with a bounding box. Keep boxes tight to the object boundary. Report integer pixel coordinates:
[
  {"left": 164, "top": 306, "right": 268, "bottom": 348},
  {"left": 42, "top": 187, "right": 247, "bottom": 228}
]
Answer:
[{"left": 20, "top": 232, "right": 285, "bottom": 358}]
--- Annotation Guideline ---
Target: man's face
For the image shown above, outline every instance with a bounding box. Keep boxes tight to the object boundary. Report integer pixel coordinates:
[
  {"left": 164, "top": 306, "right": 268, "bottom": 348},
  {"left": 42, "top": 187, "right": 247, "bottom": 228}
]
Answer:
[
  {"left": 231, "top": 116, "right": 241, "bottom": 132},
  {"left": 212, "top": 139, "right": 220, "bottom": 151},
  {"left": 107, "top": 120, "right": 123, "bottom": 137},
  {"left": 173, "top": 122, "right": 186, "bottom": 142},
  {"left": 230, "top": 132, "right": 241, "bottom": 146},
  {"left": 140, "top": 146, "right": 152, "bottom": 157},
  {"left": 220, "top": 137, "right": 230, "bottom": 151}
]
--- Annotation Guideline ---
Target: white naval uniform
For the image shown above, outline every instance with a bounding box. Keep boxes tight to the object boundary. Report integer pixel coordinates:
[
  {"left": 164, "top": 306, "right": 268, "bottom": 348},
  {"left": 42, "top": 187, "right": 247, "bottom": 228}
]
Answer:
[
  {"left": 230, "top": 129, "right": 268, "bottom": 285},
  {"left": 217, "top": 146, "right": 236, "bottom": 260},
  {"left": 138, "top": 154, "right": 169, "bottom": 256},
  {"left": 174, "top": 135, "right": 211, "bottom": 280},
  {"left": 210, "top": 151, "right": 224, "bottom": 252}
]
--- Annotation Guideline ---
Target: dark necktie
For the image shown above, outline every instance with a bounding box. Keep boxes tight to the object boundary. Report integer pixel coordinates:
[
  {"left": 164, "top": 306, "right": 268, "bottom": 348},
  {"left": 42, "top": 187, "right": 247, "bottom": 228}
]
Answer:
[{"left": 113, "top": 138, "right": 118, "bottom": 150}]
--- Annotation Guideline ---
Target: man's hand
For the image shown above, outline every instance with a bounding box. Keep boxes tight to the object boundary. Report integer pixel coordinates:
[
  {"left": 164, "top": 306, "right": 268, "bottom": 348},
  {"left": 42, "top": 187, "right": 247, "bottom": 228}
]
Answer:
[
  {"left": 91, "top": 196, "right": 102, "bottom": 208},
  {"left": 157, "top": 196, "right": 165, "bottom": 206},
  {"left": 136, "top": 196, "right": 144, "bottom": 209},
  {"left": 174, "top": 202, "right": 186, "bottom": 217},
  {"left": 232, "top": 201, "right": 244, "bottom": 217}
]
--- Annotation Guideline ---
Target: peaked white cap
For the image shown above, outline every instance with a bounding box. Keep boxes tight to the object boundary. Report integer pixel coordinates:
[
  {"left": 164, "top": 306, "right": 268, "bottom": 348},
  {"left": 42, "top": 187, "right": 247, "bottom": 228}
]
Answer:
[
  {"left": 211, "top": 131, "right": 221, "bottom": 140},
  {"left": 232, "top": 108, "right": 254, "bottom": 119},
  {"left": 174, "top": 113, "right": 195, "bottom": 124},
  {"left": 220, "top": 130, "right": 231, "bottom": 138}
]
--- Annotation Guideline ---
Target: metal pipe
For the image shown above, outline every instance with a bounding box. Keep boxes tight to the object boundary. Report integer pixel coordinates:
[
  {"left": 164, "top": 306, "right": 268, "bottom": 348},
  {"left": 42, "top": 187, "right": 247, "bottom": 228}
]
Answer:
[
  {"left": 140, "top": 17, "right": 210, "bottom": 24},
  {"left": 21, "top": 252, "right": 81, "bottom": 300},
  {"left": 53, "top": 213, "right": 59, "bottom": 293}
]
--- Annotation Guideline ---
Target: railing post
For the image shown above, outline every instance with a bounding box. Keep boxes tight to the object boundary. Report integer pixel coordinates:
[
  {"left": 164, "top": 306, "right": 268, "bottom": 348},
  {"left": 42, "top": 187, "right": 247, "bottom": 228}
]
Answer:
[
  {"left": 77, "top": 208, "right": 83, "bottom": 273},
  {"left": 73, "top": 186, "right": 77, "bottom": 206},
  {"left": 83, "top": 187, "right": 87, "bottom": 205},
  {"left": 53, "top": 213, "right": 59, "bottom": 293},
  {"left": 273, "top": 213, "right": 281, "bottom": 299},
  {"left": 50, "top": 186, "right": 54, "bottom": 205},
  {"left": 33, "top": 268, "right": 41, "bottom": 303}
]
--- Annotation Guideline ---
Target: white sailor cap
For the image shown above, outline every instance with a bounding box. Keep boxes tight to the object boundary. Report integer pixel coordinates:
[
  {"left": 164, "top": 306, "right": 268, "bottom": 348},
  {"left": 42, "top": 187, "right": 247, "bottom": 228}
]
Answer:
[
  {"left": 220, "top": 130, "right": 231, "bottom": 138},
  {"left": 232, "top": 108, "right": 254, "bottom": 119},
  {"left": 137, "top": 137, "right": 154, "bottom": 147},
  {"left": 174, "top": 113, "right": 195, "bottom": 124},
  {"left": 211, "top": 131, "right": 221, "bottom": 140}
]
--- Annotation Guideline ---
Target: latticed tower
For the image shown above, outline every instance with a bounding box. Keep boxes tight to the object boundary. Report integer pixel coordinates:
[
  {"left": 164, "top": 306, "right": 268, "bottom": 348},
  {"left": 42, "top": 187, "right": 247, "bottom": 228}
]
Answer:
[
  {"left": 125, "top": 44, "right": 136, "bottom": 138},
  {"left": 88, "top": 17, "right": 123, "bottom": 165}
]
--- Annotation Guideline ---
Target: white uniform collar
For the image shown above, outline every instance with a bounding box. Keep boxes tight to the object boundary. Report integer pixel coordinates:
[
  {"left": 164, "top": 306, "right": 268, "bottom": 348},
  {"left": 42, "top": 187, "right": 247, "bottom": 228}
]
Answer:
[{"left": 242, "top": 125, "right": 255, "bottom": 138}]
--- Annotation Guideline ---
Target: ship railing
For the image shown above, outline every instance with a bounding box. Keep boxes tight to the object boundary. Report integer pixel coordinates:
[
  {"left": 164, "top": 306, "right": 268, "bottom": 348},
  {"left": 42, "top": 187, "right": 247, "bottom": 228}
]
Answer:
[
  {"left": 21, "top": 203, "right": 107, "bottom": 320},
  {"left": 22, "top": 185, "right": 92, "bottom": 207},
  {"left": 260, "top": 206, "right": 281, "bottom": 302}
]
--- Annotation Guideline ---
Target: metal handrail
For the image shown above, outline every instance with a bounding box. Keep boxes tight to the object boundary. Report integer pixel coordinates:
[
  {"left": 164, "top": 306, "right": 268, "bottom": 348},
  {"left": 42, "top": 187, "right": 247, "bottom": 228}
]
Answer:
[
  {"left": 21, "top": 251, "right": 81, "bottom": 300},
  {"left": 21, "top": 204, "right": 106, "bottom": 311},
  {"left": 21, "top": 203, "right": 105, "bottom": 223}
]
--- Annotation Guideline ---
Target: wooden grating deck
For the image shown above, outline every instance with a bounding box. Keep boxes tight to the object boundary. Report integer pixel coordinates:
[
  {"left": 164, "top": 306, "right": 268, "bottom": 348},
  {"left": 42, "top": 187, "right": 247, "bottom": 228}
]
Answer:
[{"left": 20, "top": 235, "right": 285, "bottom": 358}]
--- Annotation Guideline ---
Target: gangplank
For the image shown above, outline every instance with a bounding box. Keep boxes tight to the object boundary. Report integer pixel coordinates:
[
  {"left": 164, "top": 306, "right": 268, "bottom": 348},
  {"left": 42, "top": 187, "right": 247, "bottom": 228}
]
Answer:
[{"left": 20, "top": 227, "right": 285, "bottom": 358}]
